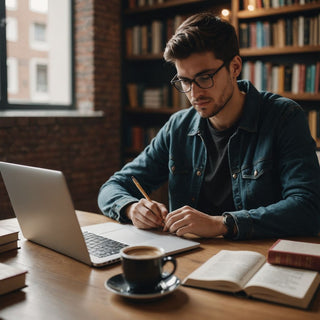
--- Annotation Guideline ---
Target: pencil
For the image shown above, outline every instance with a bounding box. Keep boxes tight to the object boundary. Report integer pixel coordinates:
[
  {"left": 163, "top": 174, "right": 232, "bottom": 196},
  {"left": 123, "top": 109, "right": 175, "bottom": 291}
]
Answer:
[{"left": 131, "top": 176, "right": 152, "bottom": 201}]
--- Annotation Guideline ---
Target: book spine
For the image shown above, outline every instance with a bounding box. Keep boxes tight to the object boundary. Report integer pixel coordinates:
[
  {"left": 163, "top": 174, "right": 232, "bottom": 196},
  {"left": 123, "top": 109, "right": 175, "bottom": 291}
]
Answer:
[{"left": 267, "top": 251, "right": 320, "bottom": 271}]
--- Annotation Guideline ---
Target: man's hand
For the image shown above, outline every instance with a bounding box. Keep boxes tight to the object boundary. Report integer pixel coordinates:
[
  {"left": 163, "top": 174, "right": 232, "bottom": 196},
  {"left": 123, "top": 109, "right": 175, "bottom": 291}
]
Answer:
[
  {"left": 163, "top": 205, "right": 227, "bottom": 238},
  {"left": 125, "top": 199, "right": 168, "bottom": 229}
]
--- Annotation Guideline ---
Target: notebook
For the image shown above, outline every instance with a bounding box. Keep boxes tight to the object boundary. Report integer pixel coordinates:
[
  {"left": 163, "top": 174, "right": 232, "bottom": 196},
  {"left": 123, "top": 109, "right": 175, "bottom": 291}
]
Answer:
[{"left": 0, "top": 162, "right": 200, "bottom": 267}]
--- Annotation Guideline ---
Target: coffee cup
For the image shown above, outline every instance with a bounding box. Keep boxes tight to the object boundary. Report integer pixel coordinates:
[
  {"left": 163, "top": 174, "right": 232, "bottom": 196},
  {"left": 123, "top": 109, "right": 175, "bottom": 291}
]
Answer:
[{"left": 120, "top": 245, "right": 177, "bottom": 293}]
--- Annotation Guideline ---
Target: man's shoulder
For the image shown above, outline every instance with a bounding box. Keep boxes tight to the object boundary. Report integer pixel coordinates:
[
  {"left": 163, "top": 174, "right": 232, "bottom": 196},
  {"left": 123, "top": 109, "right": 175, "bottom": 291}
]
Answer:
[
  {"left": 239, "top": 80, "right": 302, "bottom": 113},
  {"left": 165, "top": 106, "right": 200, "bottom": 134},
  {"left": 259, "top": 91, "right": 303, "bottom": 117}
]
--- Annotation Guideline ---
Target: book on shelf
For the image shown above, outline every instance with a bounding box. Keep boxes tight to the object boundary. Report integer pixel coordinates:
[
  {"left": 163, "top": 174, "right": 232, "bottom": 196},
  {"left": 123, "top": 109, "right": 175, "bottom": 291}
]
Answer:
[
  {"left": 242, "top": 0, "right": 320, "bottom": 10},
  {"left": 242, "top": 61, "right": 320, "bottom": 94},
  {"left": 125, "top": 15, "right": 187, "bottom": 57},
  {"left": 183, "top": 250, "right": 320, "bottom": 309},
  {"left": 0, "top": 262, "right": 27, "bottom": 295},
  {"left": 126, "top": 83, "right": 191, "bottom": 110},
  {"left": 239, "top": 13, "right": 320, "bottom": 49},
  {"left": 127, "top": 0, "right": 164, "bottom": 9},
  {"left": 125, "top": 126, "right": 161, "bottom": 152},
  {"left": 267, "top": 239, "right": 320, "bottom": 271}
]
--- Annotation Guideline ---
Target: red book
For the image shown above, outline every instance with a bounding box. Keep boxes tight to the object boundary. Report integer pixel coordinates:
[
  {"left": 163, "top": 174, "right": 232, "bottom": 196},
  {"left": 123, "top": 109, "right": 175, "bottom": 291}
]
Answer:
[{"left": 267, "top": 239, "right": 320, "bottom": 272}]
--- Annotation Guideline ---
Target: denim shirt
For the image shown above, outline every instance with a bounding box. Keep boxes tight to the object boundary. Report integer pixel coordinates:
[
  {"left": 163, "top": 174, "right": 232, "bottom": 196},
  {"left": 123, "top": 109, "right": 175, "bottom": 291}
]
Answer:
[{"left": 98, "top": 80, "right": 320, "bottom": 239}]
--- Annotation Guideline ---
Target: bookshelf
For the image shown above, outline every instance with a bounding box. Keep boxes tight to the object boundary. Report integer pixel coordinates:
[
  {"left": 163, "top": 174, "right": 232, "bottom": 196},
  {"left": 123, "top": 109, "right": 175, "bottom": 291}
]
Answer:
[
  {"left": 231, "top": 0, "right": 320, "bottom": 146},
  {"left": 122, "top": 0, "right": 231, "bottom": 203},
  {"left": 122, "top": 0, "right": 231, "bottom": 160}
]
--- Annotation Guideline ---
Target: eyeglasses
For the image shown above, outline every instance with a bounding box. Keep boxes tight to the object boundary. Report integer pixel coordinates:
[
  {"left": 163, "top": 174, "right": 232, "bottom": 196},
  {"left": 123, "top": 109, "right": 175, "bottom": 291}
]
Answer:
[{"left": 171, "top": 62, "right": 226, "bottom": 93}]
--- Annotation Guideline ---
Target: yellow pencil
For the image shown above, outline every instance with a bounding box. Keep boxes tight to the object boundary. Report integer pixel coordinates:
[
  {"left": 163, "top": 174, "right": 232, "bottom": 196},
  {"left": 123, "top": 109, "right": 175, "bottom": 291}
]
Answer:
[{"left": 131, "top": 176, "right": 151, "bottom": 201}]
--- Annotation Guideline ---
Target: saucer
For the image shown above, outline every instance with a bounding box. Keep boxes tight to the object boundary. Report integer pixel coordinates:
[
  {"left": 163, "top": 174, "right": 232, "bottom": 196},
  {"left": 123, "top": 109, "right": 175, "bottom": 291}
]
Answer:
[{"left": 105, "top": 273, "right": 181, "bottom": 300}]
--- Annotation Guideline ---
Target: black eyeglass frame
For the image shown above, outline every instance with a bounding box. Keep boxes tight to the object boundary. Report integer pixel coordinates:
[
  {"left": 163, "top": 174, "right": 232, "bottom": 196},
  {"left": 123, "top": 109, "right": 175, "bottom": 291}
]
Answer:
[{"left": 170, "top": 62, "right": 226, "bottom": 93}]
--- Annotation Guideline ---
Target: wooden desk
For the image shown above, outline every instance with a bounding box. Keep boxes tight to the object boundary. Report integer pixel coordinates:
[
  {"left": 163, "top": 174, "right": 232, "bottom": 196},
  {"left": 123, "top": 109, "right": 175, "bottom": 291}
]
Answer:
[{"left": 0, "top": 211, "right": 319, "bottom": 320}]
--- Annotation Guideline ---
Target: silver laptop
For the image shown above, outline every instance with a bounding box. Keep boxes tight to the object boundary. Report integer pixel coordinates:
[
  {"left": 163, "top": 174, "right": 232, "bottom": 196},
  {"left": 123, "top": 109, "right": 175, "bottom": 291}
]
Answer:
[{"left": 0, "top": 162, "right": 200, "bottom": 267}]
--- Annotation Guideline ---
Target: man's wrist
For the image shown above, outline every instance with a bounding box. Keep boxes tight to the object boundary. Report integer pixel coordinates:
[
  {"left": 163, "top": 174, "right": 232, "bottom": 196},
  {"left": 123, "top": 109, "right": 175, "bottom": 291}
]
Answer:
[
  {"left": 222, "top": 214, "right": 237, "bottom": 239},
  {"left": 122, "top": 202, "right": 137, "bottom": 222}
]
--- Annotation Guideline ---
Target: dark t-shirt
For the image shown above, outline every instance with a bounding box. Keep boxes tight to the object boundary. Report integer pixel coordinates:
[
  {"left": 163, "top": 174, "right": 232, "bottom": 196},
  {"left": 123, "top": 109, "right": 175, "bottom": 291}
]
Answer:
[{"left": 197, "top": 119, "right": 237, "bottom": 215}]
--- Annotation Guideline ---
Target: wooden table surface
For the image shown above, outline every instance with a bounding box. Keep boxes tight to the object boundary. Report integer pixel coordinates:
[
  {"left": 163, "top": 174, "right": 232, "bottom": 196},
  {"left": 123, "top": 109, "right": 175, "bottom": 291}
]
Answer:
[{"left": 0, "top": 211, "right": 319, "bottom": 320}]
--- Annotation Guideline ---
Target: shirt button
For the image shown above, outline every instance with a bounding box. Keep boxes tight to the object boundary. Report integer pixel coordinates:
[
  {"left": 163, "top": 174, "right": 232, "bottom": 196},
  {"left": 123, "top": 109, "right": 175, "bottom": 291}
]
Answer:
[
  {"left": 254, "top": 170, "right": 258, "bottom": 177},
  {"left": 232, "top": 173, "right": 237, "bottom": 179},
  {"left": 196, "top": 170, "right": 202, "bottom": 176}
]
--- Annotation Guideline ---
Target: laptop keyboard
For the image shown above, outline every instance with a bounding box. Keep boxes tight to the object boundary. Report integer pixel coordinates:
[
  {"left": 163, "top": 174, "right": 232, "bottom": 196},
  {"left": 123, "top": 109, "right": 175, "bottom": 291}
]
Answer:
[{"left": 83, "top": 231, "right": 128, "bottom": 258}]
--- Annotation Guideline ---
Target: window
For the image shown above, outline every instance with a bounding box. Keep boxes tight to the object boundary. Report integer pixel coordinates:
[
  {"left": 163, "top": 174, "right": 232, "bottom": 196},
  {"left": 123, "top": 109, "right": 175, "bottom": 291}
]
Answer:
[
  {"left": 30, "top": 58, "right": 48, "bottom": 102},
  {"left": 34, "top": 23, "right": 46, "bottom": 42},
  {"left": 0, "top": 0, "right": 73, "bottom": 109},
  {"left": 5, "top": 16, "right": 17, "bottom": 42},
  {"left": 7, "top": 57, "right": 18, "bottom": 94},
  {"left": 30, "top": 22, "right": 48, "bottom": 51},
  {"left": 5, "top": 0, "right": 15, "bottom": 10},
  {"left": 29, "top": 0, "right": 48, "bottom": 14},
  {"left": 36, "top": 64, "right": 47, "bottom": 93}
]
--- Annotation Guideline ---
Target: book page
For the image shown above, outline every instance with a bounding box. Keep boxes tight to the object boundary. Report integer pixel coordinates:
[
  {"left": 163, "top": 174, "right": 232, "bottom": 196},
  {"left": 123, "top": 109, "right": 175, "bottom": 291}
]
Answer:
[
  {"left": 245, "top": 262, "right": 319, "bottom": 298},
  {"left": 272, "top": 240, "right": 320, "bottom": 256},
  {"left": 185, "top": 250, "right": 266, "bottom": 288}
]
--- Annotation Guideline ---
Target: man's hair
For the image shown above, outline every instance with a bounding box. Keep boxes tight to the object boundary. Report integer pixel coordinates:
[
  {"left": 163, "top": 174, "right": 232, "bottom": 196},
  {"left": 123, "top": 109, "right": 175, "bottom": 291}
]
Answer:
[{"left": 163, "top": 13, "right": 239, "bottom": 66}]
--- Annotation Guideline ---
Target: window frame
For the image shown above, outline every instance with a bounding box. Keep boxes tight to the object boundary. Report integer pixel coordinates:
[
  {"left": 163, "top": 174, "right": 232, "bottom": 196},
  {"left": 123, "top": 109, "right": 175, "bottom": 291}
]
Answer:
[{"left": 0, "top": 0, "right": 75, "bottom": 110}]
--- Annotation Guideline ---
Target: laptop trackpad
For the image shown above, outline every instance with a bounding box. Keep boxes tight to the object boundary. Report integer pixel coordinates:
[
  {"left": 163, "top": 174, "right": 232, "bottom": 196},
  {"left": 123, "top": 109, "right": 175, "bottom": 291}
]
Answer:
[
  {"left": 83, "top": 223, "right": 160, "bottom": 245},
  {"left": 100, "top": 227, "right": 159, "bottom": 245}
]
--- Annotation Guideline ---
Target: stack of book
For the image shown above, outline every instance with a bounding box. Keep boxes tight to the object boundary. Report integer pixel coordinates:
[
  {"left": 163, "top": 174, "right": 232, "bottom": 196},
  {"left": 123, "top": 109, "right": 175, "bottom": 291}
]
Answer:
[
  {"left": 126, "top": 83, "right": 191, "bottom": 110},
  {"left": 0, "top": 226, "right": 19, "bottom": 254},
  {"left": 0, "top": 263, "right": 28, "bottom": 295},
  {"left": 0, "top": 226, "right": 27, "bottom": 295}
]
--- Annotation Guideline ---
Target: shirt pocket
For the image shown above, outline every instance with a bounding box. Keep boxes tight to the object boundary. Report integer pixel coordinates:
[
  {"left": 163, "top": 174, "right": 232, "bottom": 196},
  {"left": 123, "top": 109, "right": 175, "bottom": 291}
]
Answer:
[
  {"left": 168, "top": 158, "right": 193, "bottom": 200},
  {"left": 241, "top": 161, "right": 265, "bottom": 180}
]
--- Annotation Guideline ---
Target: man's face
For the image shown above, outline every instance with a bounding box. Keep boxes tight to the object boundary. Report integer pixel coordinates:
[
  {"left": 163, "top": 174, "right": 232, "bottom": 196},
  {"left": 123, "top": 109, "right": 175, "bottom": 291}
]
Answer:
[{"left": 175, "top": 51, "right": 235, "bottom": 120}]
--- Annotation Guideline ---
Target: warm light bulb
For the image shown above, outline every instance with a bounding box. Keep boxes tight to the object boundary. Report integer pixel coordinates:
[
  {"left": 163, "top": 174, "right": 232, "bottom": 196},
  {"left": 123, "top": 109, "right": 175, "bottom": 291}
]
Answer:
[{"left": 221, "top": 9, "right": 230, "bottom": 17}]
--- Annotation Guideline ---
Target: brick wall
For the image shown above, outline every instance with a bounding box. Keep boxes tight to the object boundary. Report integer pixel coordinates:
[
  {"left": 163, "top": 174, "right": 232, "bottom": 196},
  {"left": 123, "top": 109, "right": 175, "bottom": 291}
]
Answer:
[{"left": 0, "top": 0, "right": 122, "bottom": 219}]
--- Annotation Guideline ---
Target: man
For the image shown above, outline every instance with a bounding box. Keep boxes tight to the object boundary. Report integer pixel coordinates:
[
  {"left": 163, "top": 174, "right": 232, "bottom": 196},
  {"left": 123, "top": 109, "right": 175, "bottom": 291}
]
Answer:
[{"left": 98, "top": 13, "right": 320, "bottom": 239}]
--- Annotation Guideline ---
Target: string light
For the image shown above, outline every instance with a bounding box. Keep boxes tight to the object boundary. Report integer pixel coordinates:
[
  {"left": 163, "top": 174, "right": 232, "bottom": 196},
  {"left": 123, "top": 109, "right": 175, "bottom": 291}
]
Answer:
[{"left": 221, "top": 9, "right": 230, "bottom": 18}]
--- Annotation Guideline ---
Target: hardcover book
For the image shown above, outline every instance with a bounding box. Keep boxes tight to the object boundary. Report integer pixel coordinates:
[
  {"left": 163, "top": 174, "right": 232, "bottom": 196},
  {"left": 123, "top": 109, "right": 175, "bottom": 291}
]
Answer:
[
  {"left": 267, "top": 239, "right": 320, "bottom": 271},
  {"left": 0, "top": 227, "right": 18, "bottom": 246},
  {"left": 0, "top": 263, "right": 27, "bottom": 295}
]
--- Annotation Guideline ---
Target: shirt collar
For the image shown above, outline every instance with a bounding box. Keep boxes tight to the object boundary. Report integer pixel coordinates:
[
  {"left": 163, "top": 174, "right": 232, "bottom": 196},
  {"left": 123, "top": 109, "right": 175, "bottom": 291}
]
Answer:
[
  {"left": 188, "top": 80, "right": 261, "bottom": 135},
  {"left": 237, "top": 80, "right": 261, "bottom": 133}
]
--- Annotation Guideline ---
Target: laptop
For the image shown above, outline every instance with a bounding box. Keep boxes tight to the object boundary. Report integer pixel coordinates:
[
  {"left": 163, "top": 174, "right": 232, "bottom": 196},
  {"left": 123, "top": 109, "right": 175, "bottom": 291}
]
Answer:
[{"left": 0, "top": 162, "right": 200, "bottom": 267}]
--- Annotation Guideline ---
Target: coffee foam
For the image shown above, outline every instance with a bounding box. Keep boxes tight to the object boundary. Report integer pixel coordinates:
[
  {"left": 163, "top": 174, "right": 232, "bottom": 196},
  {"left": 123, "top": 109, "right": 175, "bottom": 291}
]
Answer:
[{"left": 122, "top": 246, "right": 163, "bottom": 259}]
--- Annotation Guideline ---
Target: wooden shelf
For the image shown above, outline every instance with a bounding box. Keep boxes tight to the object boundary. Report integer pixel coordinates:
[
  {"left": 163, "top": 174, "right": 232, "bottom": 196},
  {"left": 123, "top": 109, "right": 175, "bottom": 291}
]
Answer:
[
  {"left": 125, "top": 107, "right": 183, "bottom": 115},
  {"left": 240, "top": 45, "right": 320, "bottom": 57},
  {"left": 281, "top": 93, "right": 320, "bottom": 102},
  {"left": 126, "top": 54, "right": 164, "bottom": 61},
  {"left": 125, "top": 0, "right": 219, "bottom": 14},
  {"left": 237, "top": 3, "right": 320, "bottom": 19}
]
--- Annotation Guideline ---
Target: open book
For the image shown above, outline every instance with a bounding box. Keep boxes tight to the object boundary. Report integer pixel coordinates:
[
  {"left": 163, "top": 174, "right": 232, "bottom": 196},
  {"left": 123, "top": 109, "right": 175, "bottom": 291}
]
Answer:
[{"left": 183, "top": 250, "right": 320, "bottom": 309}]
